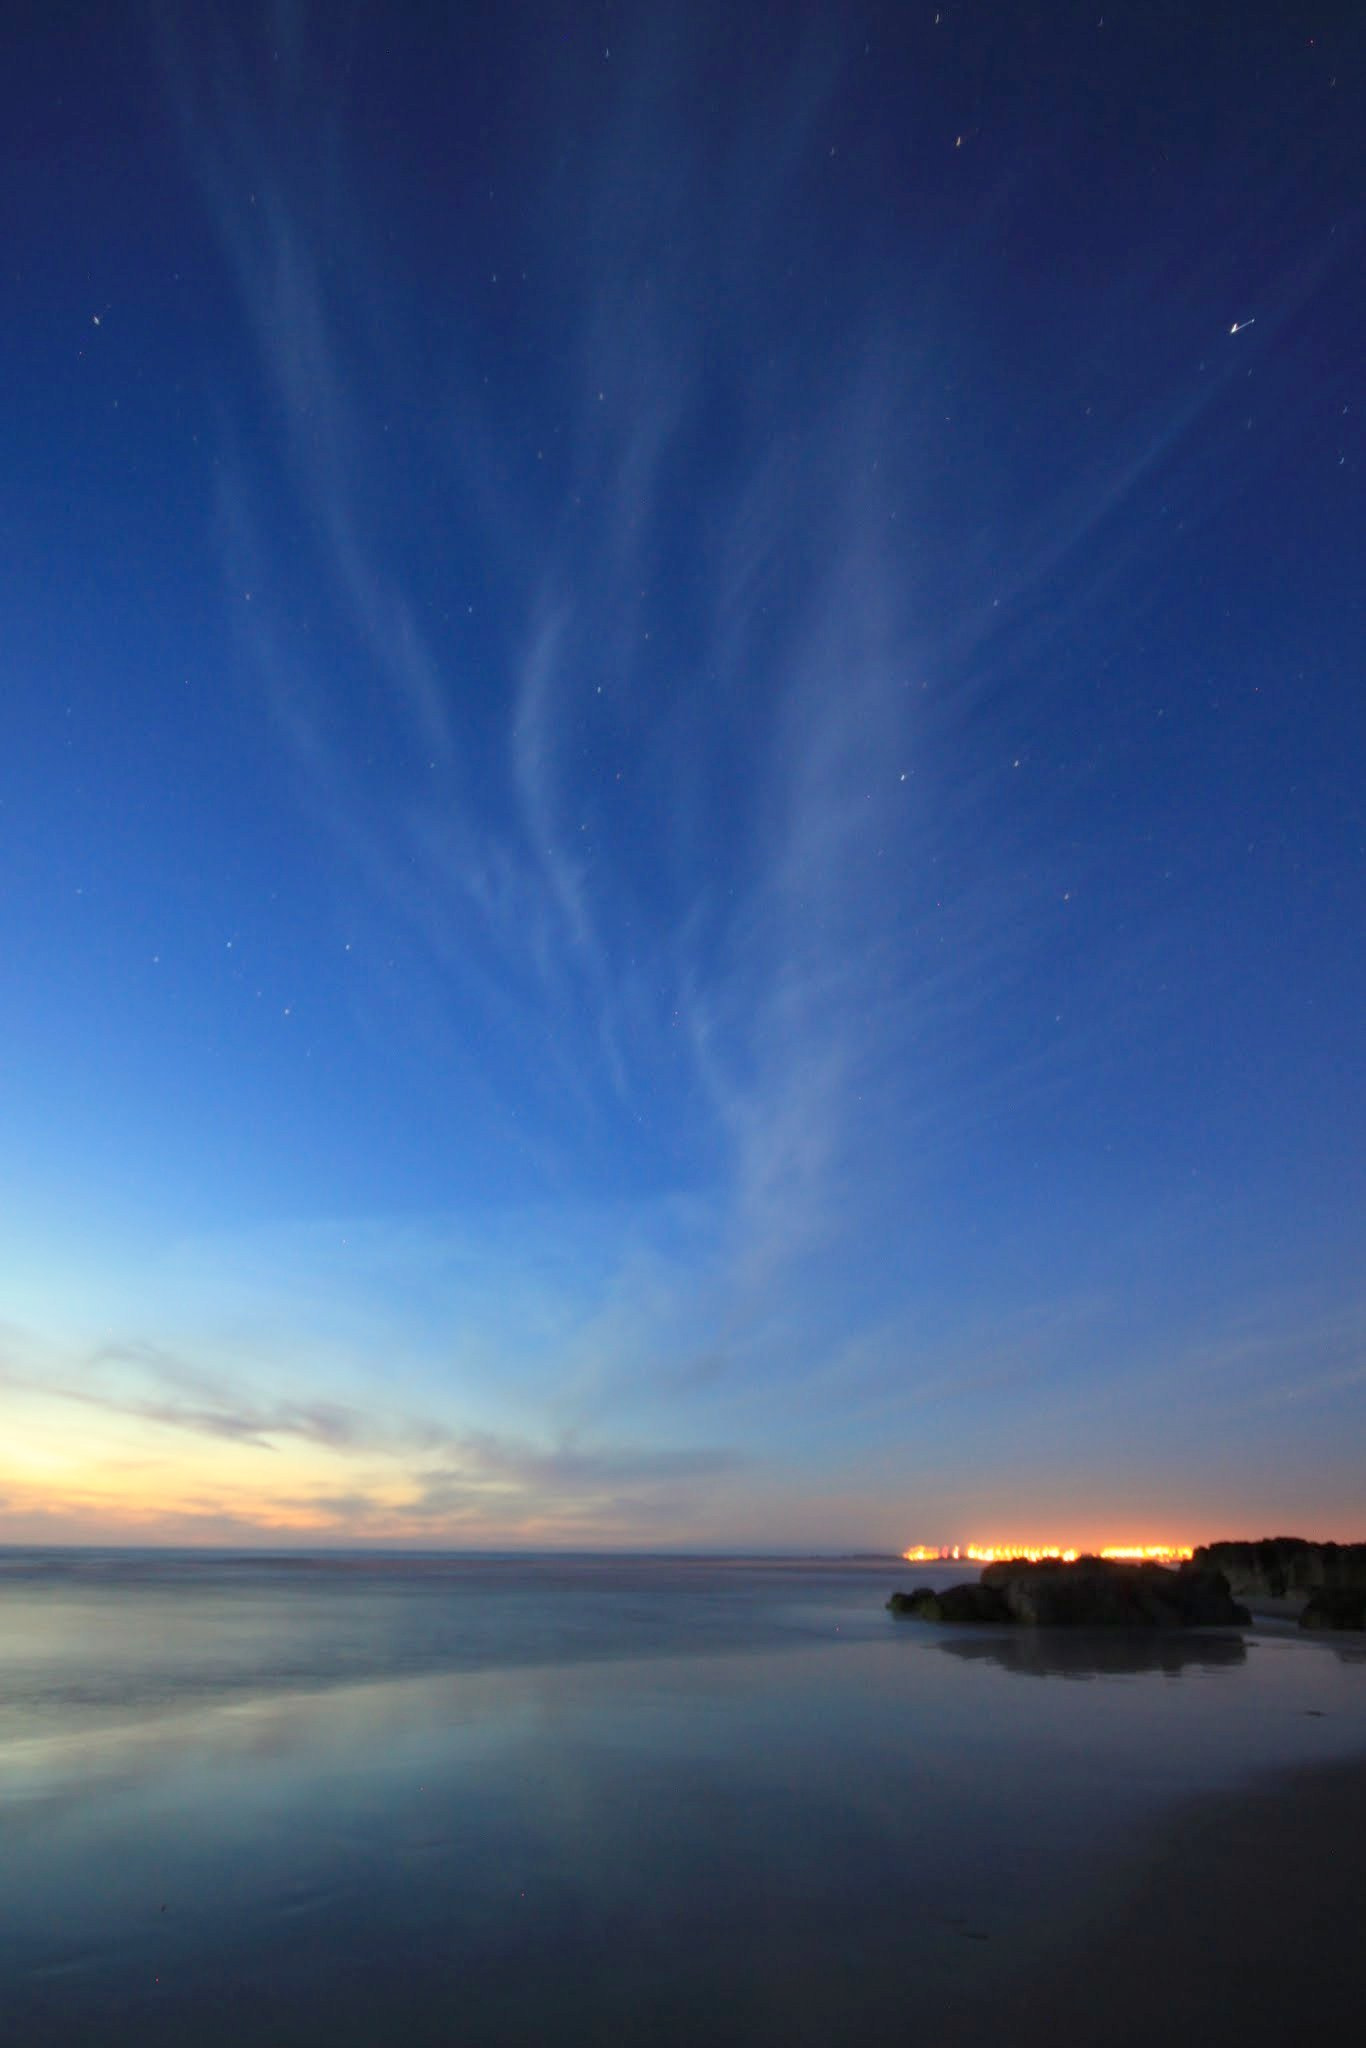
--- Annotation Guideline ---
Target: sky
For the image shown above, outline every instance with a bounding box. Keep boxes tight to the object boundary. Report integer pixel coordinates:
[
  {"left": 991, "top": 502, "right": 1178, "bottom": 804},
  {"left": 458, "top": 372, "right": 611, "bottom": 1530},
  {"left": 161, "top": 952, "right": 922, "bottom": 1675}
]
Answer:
[{"left": 2, "top": 0, "right": 1363, "bottom": 1551}]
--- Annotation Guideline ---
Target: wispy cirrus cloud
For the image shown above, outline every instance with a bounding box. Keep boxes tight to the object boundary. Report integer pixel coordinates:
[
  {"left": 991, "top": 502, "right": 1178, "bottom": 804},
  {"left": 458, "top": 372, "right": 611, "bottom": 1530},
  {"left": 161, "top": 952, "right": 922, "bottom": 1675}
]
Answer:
[
  {"left": 159, "top": 12, "right": 986, "bottom": 1367},
  {"left": 111, "top": 3, "right": 1358, "bottom": 1554}
]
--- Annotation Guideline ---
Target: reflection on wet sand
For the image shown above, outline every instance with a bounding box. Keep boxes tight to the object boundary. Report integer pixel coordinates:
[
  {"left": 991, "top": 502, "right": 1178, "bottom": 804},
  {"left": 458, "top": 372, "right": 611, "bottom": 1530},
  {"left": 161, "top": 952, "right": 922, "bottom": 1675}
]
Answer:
[
  {"left": 938, "top": 1630, "right": 1248, "bottom": 1680},
  {"left": 1, "top": 1561, "right": 1363, "bottom": 2048}
]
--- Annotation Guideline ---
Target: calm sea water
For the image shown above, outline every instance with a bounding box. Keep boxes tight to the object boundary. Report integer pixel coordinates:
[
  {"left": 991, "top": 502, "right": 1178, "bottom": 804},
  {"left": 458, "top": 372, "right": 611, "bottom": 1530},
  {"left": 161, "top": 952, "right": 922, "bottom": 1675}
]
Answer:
[{"left": 2, "top": 1550, "right": 1363, "bottom": 2046}]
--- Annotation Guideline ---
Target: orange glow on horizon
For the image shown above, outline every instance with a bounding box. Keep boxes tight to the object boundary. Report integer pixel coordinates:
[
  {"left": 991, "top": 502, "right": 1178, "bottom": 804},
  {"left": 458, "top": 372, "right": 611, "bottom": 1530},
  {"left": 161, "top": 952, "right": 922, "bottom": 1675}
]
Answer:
[{"left": 901, "top": 1542, "right": 1195, "bottom": 1565}]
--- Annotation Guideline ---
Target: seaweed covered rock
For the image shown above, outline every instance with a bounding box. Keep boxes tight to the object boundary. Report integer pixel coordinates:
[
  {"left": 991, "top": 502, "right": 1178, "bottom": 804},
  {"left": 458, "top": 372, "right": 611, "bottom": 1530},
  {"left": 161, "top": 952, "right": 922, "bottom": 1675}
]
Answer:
[
  {"left": 889, "top": 1558, "right": 1249, "bottom": 1627},
  {"left": 1193, "top": 1538, "right": 1366, "bottom": 1604},
  {"left": 1299, "top": 1587, "right": 1366, "bottom": 1631},
  {"left": 886, "top": 1582, "right": 1011, "bottom": 1623},
  {"left": 1168, "top": 1566, "right": 1255, "bottom": 1626},
  {"left": 887, "top": 1586, "right": 936, "bottom": 1617},
  {"left": 978, "top": 1557, "right": 1249, "bottom": 1627}
]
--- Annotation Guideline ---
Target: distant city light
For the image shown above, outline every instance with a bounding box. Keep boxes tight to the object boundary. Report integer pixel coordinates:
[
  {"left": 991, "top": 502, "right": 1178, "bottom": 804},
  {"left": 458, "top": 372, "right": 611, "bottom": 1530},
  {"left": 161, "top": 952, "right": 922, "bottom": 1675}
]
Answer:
[{"left": 901, "top": 1543, "right": 1195, "bottom": 1565}]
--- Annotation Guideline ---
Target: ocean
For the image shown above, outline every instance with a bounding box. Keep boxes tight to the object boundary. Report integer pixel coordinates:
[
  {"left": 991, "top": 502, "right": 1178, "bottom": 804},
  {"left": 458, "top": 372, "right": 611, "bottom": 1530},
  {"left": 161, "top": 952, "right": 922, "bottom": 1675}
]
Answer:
[{"left": 2, "top": 1550, "right": 1363, "bottom": 2045}]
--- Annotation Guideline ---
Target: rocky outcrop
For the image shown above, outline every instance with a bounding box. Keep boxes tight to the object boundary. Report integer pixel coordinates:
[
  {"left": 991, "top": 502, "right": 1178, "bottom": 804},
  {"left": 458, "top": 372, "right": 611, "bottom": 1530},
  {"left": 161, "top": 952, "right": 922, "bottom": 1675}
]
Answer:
[
  {"left": 887, "top": 1583, "right": 1011, "bottom": 1623},
  {"left": 982, "top": 1558, "right": 1249, "bottom": 1627},
  {"left": 1299, "top": 1588, "right": 1366, "bottom": 1632},
  {"left": 1193, "top": 1538, "right": 1366, "bottom": 1605},
  {"left": 888, "top": 1557, "right": 1249, "bottom": 1628}
]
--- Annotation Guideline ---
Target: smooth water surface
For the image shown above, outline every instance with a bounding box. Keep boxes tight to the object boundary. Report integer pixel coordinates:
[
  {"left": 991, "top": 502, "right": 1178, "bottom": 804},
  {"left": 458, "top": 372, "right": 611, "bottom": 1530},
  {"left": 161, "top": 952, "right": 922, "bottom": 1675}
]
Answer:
[{"left": 2, "top": 1551, "right": 1364, "bottom": 2045}]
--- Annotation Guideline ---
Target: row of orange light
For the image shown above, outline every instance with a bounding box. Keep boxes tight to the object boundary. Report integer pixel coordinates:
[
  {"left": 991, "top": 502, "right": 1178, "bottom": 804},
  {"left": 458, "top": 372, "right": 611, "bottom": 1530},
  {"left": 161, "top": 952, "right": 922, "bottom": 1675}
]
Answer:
[{"left": 901, "top": 1543, "right": 1195, "bottom": 1565}]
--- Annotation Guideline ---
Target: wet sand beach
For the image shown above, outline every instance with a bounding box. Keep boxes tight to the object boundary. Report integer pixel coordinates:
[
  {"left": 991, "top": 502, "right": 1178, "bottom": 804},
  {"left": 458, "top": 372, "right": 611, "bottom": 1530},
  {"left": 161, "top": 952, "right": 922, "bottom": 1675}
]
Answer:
[
  {"left": 2, "top": 1555, "right": 1364, "bottom": 2047},
  {"left": 949, "top": 1753, "right": 1366, "bottom": 2047}
]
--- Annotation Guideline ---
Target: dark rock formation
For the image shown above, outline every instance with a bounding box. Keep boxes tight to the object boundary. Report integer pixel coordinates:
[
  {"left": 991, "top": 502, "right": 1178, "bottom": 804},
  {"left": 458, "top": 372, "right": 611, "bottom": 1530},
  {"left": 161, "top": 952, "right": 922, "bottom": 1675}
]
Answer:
[
  {"left": 1193, "top": 1538, "right": 1366, "bottom": 1605},
  {"left": 887, "top": 1582, "right": 1011, "bottom": 1622},
  {"left": 981, "top": 1558, "right": 1249, "bottom": 1627},
  {"left": 888, "top": 1557, "right": 1248, "bottom": 1628},
  {"left": 1299, "top": 1587, "right": 1366, "bottom": 1631}
]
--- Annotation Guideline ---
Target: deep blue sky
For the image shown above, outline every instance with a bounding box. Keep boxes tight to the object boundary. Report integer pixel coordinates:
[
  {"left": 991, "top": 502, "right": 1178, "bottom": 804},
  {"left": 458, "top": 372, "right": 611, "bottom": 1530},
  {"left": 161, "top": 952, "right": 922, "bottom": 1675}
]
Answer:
[{"left": 2, "top": 0, "right": 1363, "bottom": 1547}]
